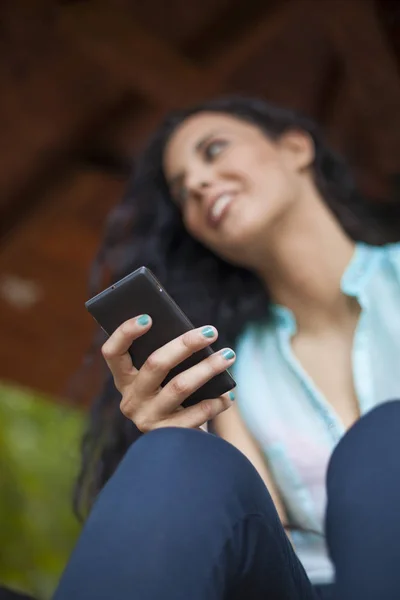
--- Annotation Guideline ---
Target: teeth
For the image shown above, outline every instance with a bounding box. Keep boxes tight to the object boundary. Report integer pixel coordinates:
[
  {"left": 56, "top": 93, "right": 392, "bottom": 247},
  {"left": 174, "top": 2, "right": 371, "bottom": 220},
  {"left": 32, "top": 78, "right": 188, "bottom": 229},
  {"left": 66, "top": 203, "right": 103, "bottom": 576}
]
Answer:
[{"left": 211, "top": 194, "right": 232, "bottom": 220}]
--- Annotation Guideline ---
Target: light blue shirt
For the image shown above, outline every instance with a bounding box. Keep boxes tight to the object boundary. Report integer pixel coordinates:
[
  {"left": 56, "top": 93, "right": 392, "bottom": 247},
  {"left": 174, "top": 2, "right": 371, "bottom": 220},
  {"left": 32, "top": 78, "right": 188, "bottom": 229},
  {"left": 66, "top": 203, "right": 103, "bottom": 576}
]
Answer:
[{"left": 233, "top": 242, "right": 400, "bottom": 584}]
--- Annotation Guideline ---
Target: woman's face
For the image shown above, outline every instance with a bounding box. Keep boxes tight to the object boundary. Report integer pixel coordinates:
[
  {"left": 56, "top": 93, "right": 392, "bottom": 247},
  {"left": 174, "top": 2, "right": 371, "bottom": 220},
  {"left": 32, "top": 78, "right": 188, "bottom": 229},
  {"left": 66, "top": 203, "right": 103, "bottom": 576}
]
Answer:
[{"left": 163, "top": 112, "right": 313, "bottom": 266}]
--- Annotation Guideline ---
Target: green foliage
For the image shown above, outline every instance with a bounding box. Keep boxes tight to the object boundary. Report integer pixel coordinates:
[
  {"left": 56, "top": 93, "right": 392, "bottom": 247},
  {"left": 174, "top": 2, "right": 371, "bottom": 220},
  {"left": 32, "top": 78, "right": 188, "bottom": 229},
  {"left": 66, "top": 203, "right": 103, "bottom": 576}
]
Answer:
[{"left": 0, "top": 383, "right": 84, "bottom": 599}]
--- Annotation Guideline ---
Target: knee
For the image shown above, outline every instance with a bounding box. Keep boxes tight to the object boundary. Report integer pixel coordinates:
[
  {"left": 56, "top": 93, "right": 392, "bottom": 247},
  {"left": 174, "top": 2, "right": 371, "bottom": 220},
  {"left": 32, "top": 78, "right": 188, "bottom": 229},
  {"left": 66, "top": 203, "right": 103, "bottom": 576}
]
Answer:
[
  {"left": 327, "top": 399, "right": 400, "bottom": 496},
  {"left": 128, "top": 427, "right": 267, "bottom": 493},
  {"left": 109, "top": 427, "right": 276, "bottom": 522}
]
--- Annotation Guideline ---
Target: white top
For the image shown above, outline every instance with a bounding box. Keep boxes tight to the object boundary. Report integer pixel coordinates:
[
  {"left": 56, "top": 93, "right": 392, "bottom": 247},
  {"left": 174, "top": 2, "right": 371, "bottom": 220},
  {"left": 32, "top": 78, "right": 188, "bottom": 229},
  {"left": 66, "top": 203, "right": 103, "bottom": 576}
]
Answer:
[{"left": 232, "top": 242, "right": 400, "bottom": 584}]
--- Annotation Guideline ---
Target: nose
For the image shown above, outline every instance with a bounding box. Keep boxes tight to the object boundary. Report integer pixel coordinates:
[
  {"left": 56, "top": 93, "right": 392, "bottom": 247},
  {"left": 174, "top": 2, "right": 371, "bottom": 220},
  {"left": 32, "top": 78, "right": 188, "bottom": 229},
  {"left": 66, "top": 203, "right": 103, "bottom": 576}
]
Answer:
[{"left": 186, "top": 167, "right": 213, "bottom": 197}]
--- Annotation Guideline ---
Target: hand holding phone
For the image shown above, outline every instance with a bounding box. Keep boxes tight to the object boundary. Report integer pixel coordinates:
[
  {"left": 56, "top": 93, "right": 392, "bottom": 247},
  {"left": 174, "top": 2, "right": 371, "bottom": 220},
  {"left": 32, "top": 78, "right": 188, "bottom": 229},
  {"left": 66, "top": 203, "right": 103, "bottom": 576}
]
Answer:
[
  {"left": 101, "top": 315, "right": 236, "bottom": 431},
  {"left": 86, "top": 267, "right": 236, "bottom": 431}
]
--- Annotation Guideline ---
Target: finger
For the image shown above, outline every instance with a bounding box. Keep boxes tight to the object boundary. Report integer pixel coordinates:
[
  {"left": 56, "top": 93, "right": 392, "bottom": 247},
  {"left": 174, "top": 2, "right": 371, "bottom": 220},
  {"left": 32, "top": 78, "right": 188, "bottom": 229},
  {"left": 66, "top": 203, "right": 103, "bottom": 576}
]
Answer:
[
  {"left": 101, "top": 314, "right": 152, "bottom": 388},
  {"left": 158, "top": 347, "right": 236, "bottom": 413},
  {"left": 134, "top": 325, "right": 219, "bottom": 395},
  {"left": 159, "top": 393, "right": 235, "bottom": 430}
]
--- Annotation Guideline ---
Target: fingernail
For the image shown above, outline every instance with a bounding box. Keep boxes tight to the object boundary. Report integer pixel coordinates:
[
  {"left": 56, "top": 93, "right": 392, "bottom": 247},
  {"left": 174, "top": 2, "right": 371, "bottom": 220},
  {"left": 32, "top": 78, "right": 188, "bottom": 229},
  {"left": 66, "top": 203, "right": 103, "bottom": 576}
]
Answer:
[
  {"left": 137, "top": 314, "right": 150, "bottom": 326},
  {"left": 222, "top": 348, "right": 235, "bottom": 360},
  {"left": 201, "top": 326, "right": 215, "bottom": 338},
  {"left": 229, "top": 391, "right": 235, "bottom": 401}
]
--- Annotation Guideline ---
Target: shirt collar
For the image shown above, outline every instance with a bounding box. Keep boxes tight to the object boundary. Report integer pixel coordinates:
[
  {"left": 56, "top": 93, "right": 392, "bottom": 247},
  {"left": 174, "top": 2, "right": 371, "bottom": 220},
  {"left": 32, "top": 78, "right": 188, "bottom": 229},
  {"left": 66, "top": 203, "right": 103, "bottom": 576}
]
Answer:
[
  {"left": 271, "top": 242, "right": 383, "bottom": 330},
  {"left": 340, "top": 242, "right": 382, "bottom": 298}
]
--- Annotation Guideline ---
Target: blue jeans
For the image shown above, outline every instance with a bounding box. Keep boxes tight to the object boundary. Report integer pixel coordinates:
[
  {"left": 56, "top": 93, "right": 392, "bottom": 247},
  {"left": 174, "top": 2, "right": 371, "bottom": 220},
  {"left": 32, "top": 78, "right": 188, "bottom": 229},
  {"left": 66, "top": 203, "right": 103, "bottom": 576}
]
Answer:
[{"left": 54, "top": 400, "right": 400, "bottom": 599}]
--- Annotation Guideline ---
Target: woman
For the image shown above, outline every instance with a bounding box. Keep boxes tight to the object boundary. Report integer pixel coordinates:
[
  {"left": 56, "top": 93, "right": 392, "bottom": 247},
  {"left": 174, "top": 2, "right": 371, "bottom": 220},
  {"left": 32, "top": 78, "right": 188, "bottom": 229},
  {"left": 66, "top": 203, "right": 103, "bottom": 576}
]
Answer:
[{"left": 57, "top": 97, "right": 400, "bottom": 599}]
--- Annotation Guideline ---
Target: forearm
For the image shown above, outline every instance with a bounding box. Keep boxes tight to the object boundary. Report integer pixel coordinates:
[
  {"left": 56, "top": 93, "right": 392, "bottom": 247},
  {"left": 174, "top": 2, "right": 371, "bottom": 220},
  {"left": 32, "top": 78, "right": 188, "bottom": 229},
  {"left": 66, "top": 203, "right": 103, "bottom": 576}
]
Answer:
[{"left": 212, "top": 403, "right": 289, "bottom": 527}]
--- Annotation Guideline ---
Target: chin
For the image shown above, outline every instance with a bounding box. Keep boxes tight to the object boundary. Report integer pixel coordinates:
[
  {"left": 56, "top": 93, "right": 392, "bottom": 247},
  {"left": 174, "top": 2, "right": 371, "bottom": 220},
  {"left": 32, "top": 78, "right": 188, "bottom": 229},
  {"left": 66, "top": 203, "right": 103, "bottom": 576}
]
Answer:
[{"left": 229, "top": 219, "right": 267, "bottom": 246}]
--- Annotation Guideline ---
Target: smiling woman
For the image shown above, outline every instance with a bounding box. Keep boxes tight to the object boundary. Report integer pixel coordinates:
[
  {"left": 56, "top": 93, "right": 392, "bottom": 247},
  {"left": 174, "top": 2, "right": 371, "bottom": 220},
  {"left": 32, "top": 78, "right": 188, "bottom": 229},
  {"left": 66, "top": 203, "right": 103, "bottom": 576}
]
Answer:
[
  {"left": 62, "top": 95, "right": 400, "bottom": 600},
  {"left": 162, "top": 110, "right": 317, "bottom": 264}
]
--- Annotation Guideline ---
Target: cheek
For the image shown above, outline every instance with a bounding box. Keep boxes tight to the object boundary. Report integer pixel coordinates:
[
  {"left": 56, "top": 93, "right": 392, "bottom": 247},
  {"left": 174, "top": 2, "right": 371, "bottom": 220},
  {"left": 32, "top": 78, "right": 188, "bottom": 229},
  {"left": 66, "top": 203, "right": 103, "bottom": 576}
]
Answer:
[
  {"left": 258, "top": 162, "right": 293, "bottom": 203},
  {"left": 237, "top": 149, "right": 280, "bottom": 191}
]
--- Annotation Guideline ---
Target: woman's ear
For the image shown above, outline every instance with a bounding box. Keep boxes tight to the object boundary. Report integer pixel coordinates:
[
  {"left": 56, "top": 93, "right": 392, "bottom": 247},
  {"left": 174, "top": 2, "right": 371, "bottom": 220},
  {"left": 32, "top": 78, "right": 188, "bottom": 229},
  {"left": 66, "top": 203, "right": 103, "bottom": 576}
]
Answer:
[{"left": 277, "top": 129, "right": 315, "bottom": 172}]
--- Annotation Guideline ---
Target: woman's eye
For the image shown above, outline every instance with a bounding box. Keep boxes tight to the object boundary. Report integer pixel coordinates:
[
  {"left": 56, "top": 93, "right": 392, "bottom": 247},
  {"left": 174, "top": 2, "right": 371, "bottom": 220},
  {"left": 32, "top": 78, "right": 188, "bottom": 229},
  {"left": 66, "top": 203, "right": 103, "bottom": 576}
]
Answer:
[{"left": 204, "top": 140, "right": 227, "bottom": 161}]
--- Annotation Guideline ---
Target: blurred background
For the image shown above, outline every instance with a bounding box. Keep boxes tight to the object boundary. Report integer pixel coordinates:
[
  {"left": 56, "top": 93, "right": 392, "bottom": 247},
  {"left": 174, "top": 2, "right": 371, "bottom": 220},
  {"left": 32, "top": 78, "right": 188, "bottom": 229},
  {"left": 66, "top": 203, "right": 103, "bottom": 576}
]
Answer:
[{"left": 0, "top": 0, "right": 399, "bottom": 597}]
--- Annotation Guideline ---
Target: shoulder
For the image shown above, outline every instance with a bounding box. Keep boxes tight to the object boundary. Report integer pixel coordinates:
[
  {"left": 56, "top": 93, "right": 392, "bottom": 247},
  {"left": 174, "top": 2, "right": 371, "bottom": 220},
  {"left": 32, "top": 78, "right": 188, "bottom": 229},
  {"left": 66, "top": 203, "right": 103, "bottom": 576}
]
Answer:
[
  {"left": 356, "top": 241, "right": 400, "bottom": 284},
  {"left": 385, "top": 241, "right": 400, "bottom": 262},
  {"left": 381, "top": 242, "right": 400, "bottom": 282}
]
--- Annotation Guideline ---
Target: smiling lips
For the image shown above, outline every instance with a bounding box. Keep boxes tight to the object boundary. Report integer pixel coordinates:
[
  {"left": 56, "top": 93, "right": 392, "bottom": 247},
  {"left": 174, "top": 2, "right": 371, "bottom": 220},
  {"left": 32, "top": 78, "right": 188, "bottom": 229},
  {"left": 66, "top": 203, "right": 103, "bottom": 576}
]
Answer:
[{"left": 206, "top": 192, "right": 235, "bottom": 228}]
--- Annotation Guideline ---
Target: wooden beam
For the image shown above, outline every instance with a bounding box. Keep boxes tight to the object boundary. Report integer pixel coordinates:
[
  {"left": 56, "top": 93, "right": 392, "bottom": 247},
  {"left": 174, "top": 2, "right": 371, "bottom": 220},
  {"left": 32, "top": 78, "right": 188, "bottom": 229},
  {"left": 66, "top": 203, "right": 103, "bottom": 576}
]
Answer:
[
  {"left": 0, "top": 1, "right": 127, "bottom": 208},
  {"left": 213, "top": 0, "right": 334, "bottom": 117},
  {"left": 59, "top": 0, "right": 219, "bottom": 107},
  {"left": 320, "top": 0, "right": 400, "bottom": 176},
  {"left": 80, "top": 104, "right": 168, "bottom": 167},
  {"left": 213, "top": 0, "right": 301, "bottom": 79},
  {"left": 83, "top": 0, "right": 337, "bottom": 166},
  {"left": 0, "top": 0, "right": 219, "bottom": 225}
]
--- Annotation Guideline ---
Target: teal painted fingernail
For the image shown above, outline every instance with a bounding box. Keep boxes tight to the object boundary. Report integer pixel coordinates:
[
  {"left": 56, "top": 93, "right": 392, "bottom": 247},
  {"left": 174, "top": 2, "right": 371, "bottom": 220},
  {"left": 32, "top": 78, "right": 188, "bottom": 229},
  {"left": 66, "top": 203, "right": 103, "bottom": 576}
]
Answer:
[
  {"left": 229, "top": 391, "right": 235, "bottom": 401},
  {"left": 222, "top": 348, "right": 235, "bottom": 360},
  {"left": 201, "top": 326, "right": 215, "bottom": 338},
  {"left": 137, "top": 314, "right": 150, "bottom": 326}
]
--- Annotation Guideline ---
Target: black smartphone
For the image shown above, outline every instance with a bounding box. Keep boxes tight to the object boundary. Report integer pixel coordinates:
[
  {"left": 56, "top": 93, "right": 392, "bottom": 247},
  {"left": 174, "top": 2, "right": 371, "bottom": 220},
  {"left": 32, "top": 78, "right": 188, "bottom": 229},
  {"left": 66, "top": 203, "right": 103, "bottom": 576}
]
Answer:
[{"left": 85, "top": 266, "right": 236, "bottom": 408}]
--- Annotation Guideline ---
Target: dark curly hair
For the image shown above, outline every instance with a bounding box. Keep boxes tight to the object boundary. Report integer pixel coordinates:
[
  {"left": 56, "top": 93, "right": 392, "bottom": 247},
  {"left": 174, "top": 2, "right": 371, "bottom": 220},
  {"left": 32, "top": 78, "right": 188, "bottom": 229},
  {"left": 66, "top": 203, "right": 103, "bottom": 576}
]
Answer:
[{"left": 74, "top": 95, "right": 398, "bottom": 518}]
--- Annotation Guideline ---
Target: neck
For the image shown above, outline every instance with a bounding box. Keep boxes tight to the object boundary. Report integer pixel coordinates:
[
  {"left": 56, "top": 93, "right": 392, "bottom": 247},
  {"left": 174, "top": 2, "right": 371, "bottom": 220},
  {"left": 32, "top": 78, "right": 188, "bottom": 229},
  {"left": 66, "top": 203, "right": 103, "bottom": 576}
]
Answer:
[{"left": 254, "top": 192, "right": 357, "bottom": 332}]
